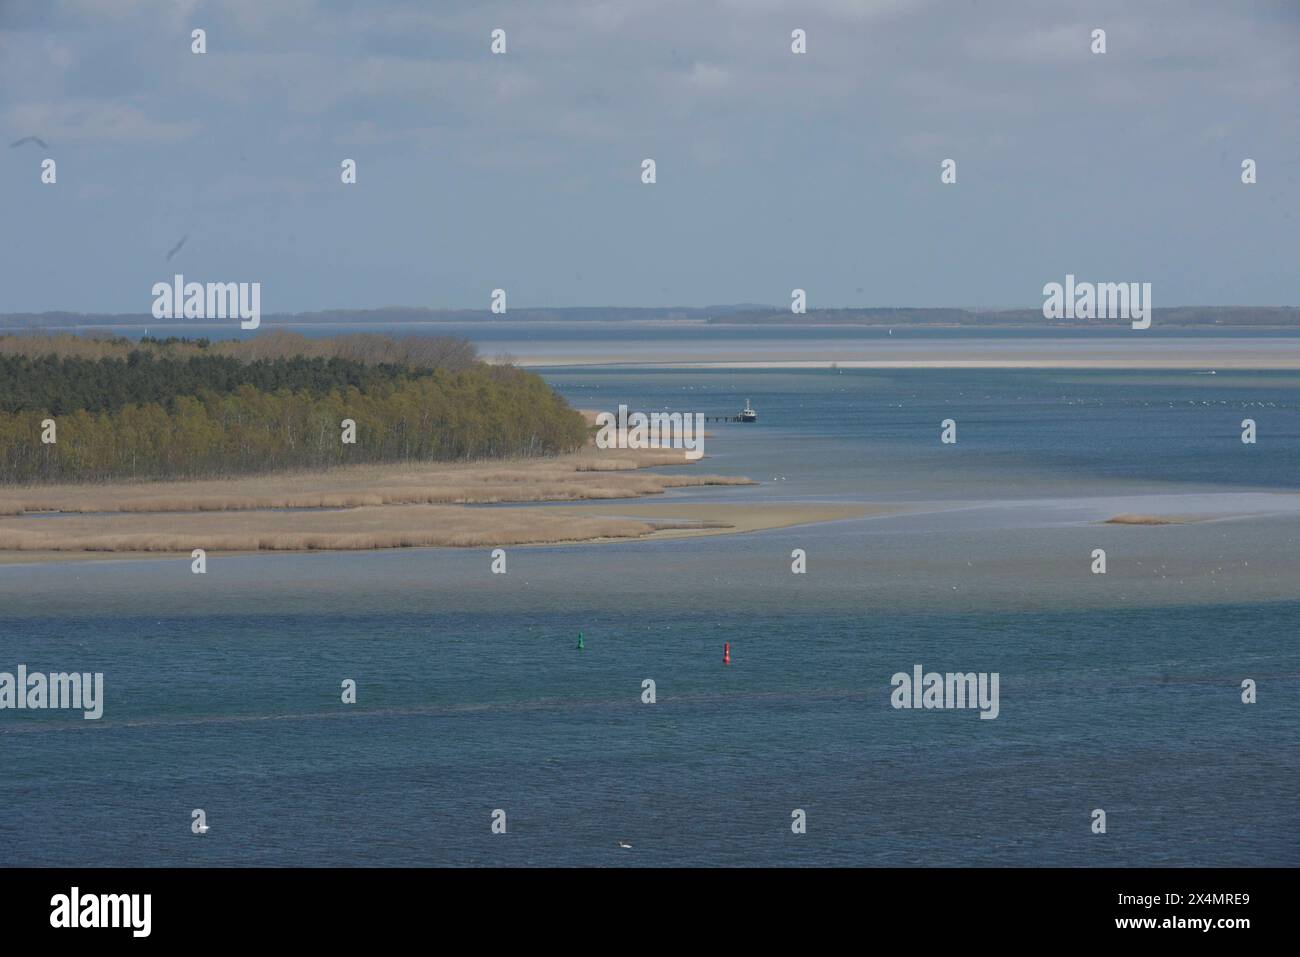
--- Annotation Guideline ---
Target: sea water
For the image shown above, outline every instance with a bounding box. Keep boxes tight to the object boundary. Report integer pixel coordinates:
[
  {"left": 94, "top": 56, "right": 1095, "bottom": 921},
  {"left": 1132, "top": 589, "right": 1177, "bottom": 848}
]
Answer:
[{"left": 0, "top": 366, "right": 1296, "bottom": 866}]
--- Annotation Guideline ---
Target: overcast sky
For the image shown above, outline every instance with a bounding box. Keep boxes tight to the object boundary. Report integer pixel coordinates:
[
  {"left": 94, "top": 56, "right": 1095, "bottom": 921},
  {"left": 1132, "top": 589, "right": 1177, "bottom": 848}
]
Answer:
[{"left": 1, "top": 0, "right": 1297, "bottom": 313}]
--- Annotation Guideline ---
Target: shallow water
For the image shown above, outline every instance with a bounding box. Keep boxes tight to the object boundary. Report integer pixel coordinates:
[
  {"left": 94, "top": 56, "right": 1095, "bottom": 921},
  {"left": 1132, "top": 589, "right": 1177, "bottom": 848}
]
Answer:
[{"left": 1, "top": 366, "right": 1297, "bottom": 866}]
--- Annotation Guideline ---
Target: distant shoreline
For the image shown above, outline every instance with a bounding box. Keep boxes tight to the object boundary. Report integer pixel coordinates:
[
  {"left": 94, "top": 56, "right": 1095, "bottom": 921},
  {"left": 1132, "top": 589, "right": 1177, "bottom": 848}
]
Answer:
[
  {"left": 511, "top": 337, "right": 1300, "bottom": 370},
  {"left": 3, "top": 303, "right": 1298, "bottom": 331},
  {"left": 516, "top": 358, "right": 1300, "bottom": 369},
  {"left": 10, "top": 320, "right": 1300, "bottom": 333}
]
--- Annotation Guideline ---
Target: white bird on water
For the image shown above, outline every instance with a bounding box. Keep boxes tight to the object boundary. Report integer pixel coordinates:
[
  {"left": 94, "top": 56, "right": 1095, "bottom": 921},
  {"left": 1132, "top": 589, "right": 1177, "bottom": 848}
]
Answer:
[{"left": 617, "top": 841, "right": 632, "bottom": 849}]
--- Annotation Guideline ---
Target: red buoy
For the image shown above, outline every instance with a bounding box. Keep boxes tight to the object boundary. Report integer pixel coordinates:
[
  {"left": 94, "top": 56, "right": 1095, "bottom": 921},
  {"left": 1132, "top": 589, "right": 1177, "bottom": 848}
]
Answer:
[{"left": 724, "top": 642, "right": 731, "bottom": 665}]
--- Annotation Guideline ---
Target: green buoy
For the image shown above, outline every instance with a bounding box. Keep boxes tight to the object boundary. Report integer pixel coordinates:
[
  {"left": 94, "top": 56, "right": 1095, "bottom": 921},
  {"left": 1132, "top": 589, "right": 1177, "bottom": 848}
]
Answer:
[{"left": 577, "top": 631, "right": 584, "bottom": 650}]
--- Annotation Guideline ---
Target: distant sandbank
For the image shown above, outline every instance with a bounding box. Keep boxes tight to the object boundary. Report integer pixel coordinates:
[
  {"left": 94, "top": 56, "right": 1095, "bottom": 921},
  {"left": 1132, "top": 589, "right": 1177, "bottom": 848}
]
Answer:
[{"left": 510, "top": 337, "right": 1300, "bottom": 370}]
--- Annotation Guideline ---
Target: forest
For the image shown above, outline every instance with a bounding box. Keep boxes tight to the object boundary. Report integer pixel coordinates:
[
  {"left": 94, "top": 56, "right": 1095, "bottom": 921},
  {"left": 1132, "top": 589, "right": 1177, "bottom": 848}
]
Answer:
[{"left": 0, "top": 333, "right": 587, "bottom": 483}]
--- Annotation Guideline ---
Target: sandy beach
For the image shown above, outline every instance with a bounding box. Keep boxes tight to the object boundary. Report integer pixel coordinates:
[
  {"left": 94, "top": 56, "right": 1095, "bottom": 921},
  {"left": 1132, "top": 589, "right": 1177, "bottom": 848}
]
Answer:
[
  {"left": 0, "top": 442, "right": 883, "bottom": 560},
  {"left": 0, "top": 445, "right": 751, "bottom": 515},
  {"left": 0, "top": 501, "right": 887, "bottom": 561}
]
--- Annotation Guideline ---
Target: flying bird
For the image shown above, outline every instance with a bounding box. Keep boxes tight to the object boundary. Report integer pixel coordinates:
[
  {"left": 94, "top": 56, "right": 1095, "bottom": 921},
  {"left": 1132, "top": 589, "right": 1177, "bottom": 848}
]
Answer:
[
  {"left": 9, "top": 136, "right": 48, "bottom": 149},
  {"left": 165, "top": 235, "right": 188, "bottom": 261}
]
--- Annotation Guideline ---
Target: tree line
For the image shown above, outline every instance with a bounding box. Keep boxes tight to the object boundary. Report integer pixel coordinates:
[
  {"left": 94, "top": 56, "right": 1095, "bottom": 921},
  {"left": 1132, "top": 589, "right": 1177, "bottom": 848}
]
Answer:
[
  {"left": 0, "top": 335, "right": 587, "bottom": 483},
  {"left": 0, "top": 353, "right": 433, "bottom": 415},
  {"left": 0, "top": 330, "right": 481, "bottom": 369}
]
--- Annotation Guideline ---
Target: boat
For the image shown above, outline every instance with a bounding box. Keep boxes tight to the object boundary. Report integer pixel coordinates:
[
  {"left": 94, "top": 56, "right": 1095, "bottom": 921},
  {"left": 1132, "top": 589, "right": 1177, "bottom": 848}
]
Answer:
[{"left": 738, "top": 400, "right": 757, "bottom": 423}]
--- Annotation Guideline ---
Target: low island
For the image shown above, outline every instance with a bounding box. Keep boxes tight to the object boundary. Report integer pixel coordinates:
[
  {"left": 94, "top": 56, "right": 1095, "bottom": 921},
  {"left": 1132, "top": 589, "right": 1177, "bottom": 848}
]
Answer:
[{"left": 0, "top": 332, "right": 868, "bottom": 561}]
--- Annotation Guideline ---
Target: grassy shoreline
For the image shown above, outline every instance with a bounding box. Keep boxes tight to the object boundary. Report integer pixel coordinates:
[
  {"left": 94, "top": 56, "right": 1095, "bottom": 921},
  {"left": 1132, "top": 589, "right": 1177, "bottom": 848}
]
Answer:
[{"left": 0, "top": 443, "right": 850, "bottom": 560}]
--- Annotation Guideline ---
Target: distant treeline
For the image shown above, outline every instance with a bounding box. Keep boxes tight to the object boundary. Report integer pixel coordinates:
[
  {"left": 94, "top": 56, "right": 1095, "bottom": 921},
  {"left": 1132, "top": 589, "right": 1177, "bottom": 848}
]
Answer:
[
  {"left": 0, "top": 353, "right": 427, "bottom": 415},
  {"left": 0, "top": 330, "right": 480, "bottom": 367},
  {"left": 0, "top": 306, "right": 755, "bottom": 327},
  {"left": 0, "top": 334, "right": 586, "bottom": 483},
  {"left": 708, "top": 306, "right": 1300, "bottom": 326},
  {"left": 1, "top": 305, "right": 1297, "bottom": 328}
]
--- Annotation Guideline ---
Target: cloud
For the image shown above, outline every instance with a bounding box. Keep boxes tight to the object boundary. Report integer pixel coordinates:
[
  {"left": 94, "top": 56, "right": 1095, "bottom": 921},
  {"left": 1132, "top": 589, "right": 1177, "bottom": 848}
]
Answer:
[
  {"left": 52, "top": 0, "right": 200, "bottom": 28},
  {"left": 682, "top": 62, "right": 732, "bottom": 91},
  {"left": 1, "top": 0, "right": 1297, "bottom": 311},
  {"left": 718, "top": 0, "right": 928, "bottom": 21},
  {"left": 5, "top": 100, "right": 199, "bottom": 144}
]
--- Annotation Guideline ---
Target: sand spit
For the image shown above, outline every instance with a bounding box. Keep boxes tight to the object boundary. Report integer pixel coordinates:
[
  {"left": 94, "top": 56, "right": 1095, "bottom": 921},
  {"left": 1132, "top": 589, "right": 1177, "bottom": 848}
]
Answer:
[
  {"left": 547, "top": 502, "right": 905, "bottom": 538},
  {"left": 0, "top": 502, "right": 881, "bottom": 557},
  {"left": 0, "top": 503, "right": 671, "bottom": 552},
  {"left": 0, "top": 445, "right": 892, "bottom": 560},
  {"left": 514, "top": 339, "right": 1300, "bottom": 370}
]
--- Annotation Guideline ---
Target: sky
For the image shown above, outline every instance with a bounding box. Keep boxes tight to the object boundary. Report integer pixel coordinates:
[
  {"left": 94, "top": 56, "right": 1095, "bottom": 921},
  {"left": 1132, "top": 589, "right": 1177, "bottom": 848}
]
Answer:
[{"left": 1, "top": 0, "right": 1297, "bottom": 313}]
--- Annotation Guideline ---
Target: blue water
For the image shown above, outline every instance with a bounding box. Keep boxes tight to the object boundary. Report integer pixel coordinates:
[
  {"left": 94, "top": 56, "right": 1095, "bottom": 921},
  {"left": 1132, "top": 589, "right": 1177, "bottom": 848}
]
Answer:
[
  {"left": 549, "top": 367, "right": 1300, "bottom": 497},
  {"left": 1, "top": 365, "right": 1297, "bottom": 866}
]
